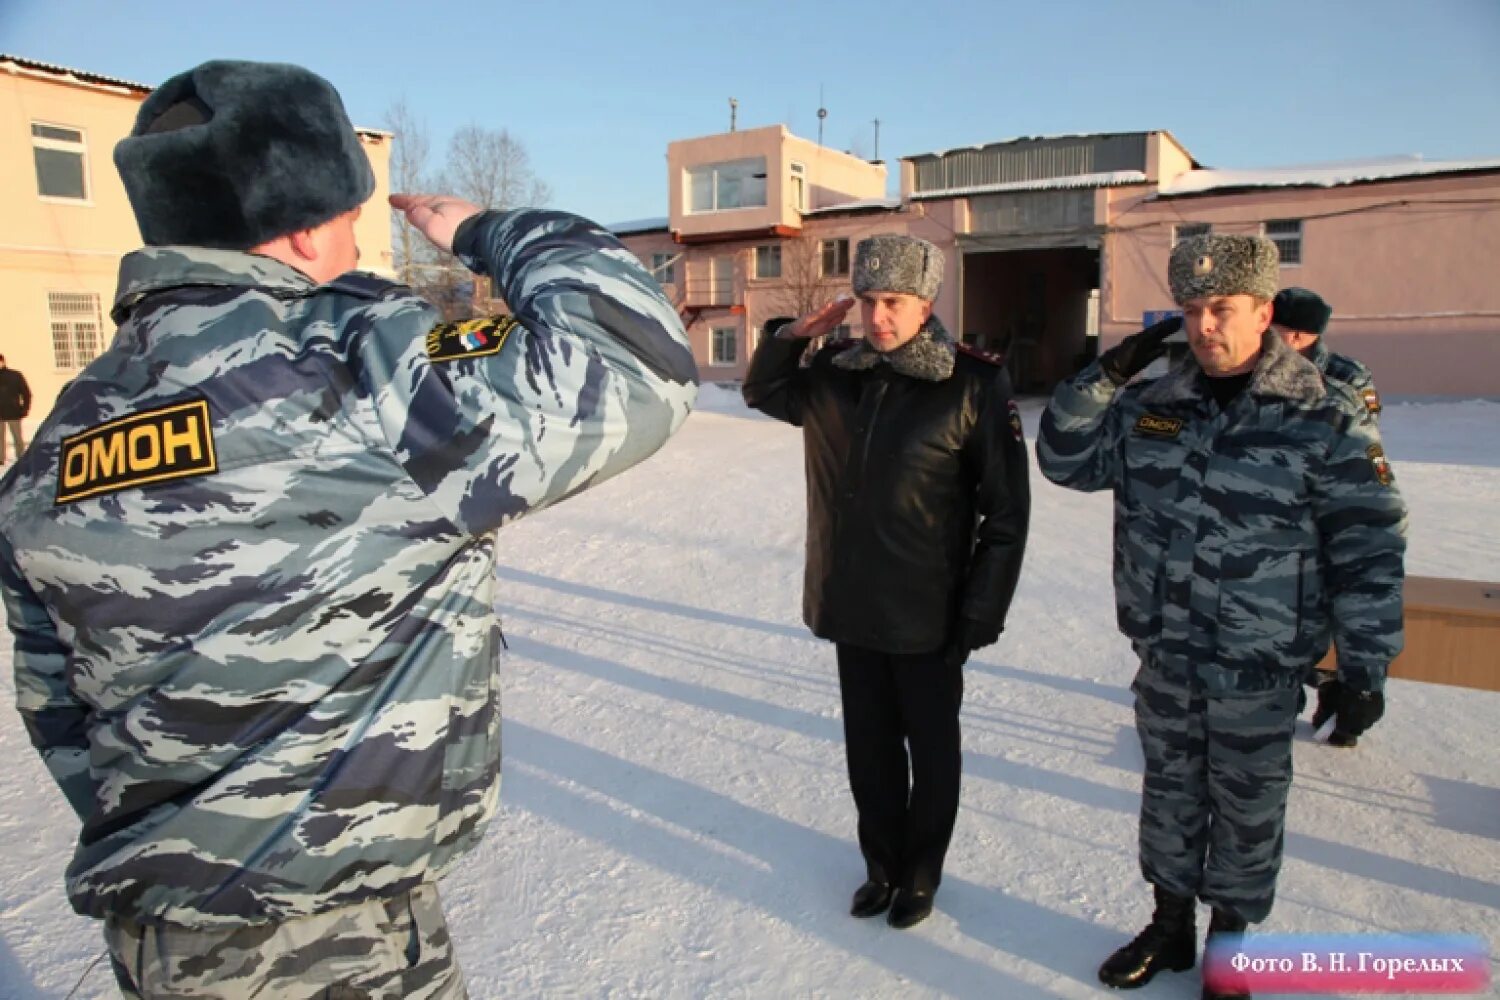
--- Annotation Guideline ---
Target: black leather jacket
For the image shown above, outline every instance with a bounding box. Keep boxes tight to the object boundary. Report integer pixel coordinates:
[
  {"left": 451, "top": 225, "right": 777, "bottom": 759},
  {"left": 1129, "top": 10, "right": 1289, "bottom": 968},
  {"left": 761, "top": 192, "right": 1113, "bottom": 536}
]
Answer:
[{"left": 744, "top": 330, "right": 1030, "bottom": 654}]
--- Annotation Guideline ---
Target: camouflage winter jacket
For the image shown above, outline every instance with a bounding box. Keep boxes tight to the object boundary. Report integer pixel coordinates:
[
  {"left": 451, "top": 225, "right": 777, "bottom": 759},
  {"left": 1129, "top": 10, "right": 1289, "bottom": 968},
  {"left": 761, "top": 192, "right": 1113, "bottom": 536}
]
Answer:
[
  {"left": 0, "top": 209, "right": 697, "bottom": 926},
  {"left": 1036, "top": 332, "right": 1405, "bottom": 695},
  {"left": 1307, "top": 338, "right": 1381, "bottom": 419}
]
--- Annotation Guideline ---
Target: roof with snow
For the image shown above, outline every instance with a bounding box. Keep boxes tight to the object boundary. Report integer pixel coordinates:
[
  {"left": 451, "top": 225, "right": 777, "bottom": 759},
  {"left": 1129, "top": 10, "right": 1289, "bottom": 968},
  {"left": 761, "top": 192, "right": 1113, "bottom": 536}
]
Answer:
[
  {"left": 802, "top": 197, "right": 903, "bottom": 217},
  {"left": 1, "top": 53, "right": 152, "bottom": 92},
  {"left": 1158, "top": 155, "right": 1500, "bottom": 198},
  {"left": 608, "top": 217, "right": 669, "bottom": 236},
  {"left": 906, "top": 129, "right": 1194, "bottom": 164},
  {"left": 912, "top": 169, "right": 1149, "bottom": 201}
]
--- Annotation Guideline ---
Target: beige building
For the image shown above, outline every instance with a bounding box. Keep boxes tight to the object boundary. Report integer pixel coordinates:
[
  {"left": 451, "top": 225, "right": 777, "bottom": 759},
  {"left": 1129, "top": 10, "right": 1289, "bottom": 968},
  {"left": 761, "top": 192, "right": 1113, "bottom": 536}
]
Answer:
[
  {"left": 0, "top": 54, "right": 393, "bottom": 433},
  {"left": 622, "top": 126, "right": 1500, "bottom": 397}
]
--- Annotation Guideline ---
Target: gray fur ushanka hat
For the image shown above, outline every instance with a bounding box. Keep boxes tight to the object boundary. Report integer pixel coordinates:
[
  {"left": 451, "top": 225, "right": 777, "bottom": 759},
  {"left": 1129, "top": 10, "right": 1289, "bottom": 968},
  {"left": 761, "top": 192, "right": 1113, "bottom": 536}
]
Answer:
[
  {"left": 1168, "top": 233, "right": 1279, "bottom": 304},
  {"left": 853, "top": 234, "right": 945, "bottom": 301},
  {"left": 114, "top": 60, "right": 375, "bottom": 249}
]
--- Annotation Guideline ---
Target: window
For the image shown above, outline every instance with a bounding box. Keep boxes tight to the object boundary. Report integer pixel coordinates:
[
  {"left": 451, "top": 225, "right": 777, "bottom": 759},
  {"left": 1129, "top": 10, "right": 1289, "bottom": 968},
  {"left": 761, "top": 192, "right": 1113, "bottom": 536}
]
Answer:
[
  {"left": 48, "top": 292, "right": 105, "bottom": 369},
  {"left": 1172, "top": 222, "right": 1210, "bottom": 246},
  {"left": 1264, "top": 219, "right": 1302, "bottom": 265},
  {"left": 687, "top": 157, "right": 768, "bottom": 213},
  {"left": 32, "top": 122, "right": 88, "bottom": 201},
  {"left": 755, "top": 245, "right": 782, "bottom": 280},
  {"left": 711, "top": 327, "right": 737, "bottom": 366},
  {"left": 821, "top": 238, "right": 850, "bottom": 277},
  {"left": 834, "top": 324, "right": 852, "bottom": 339},
  {"left": 790, "top": 162, "right": 807, "bottom": 212},
  {"left": 651, "top": 252, "right": 677, "bottom": 286}
]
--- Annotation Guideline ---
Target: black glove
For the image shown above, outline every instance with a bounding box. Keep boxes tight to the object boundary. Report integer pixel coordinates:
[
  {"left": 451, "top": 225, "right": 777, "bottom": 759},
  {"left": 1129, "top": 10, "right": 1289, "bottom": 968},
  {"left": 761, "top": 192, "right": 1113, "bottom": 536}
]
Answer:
[
  {"left": 1310, "top": 675, "right": 1341, "bottom": 729},
  {"left": 1099, "top": 315, "right": 1182, "bottom": 386},
  {"left": 944, "top": 619, "right": 1001, "bottom": 668},
  {"left": 1329, "top": 687, "right": 1384, "bottom": 747}
]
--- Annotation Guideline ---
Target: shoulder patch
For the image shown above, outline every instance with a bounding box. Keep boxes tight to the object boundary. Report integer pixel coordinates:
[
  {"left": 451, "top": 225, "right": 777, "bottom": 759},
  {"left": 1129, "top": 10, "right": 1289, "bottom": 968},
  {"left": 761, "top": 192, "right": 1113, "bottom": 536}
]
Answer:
[
  {"left": 957, "top": 342, "right": 1006, "bottom": 366},
  {"left": 324, "top": 270, "right": 406, "bottom": 300},
  {"left": 57, "top": 397, "right": 216, "bottom": 505},
  {"left": 426, "top": 316, "right": 519, "bottom": 363},
  {"left": 1007, "top": 399, "right": 1024, "bottom": 443},
  {"left": 1360, "top": 386, "right": 1382, "bottom": 415},
  {"left": 1132, "top": 413, "right": 1184, "bottom": 439},
  {"left": 1367, "top": 444, "right": 1394, "bottom": 486}
]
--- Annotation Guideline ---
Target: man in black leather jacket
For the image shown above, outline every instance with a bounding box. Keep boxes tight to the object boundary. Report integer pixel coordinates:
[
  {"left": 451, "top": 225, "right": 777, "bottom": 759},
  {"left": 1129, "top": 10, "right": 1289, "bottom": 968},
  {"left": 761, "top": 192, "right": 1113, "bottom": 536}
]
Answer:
[{"left": 743, "top": 234, "right": 1030, "bottom": 929}]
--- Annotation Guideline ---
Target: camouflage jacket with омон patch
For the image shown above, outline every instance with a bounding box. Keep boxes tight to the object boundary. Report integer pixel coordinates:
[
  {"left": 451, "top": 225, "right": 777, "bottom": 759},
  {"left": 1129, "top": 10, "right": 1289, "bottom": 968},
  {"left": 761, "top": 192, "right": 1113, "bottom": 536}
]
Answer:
[
  {"left": 0, "top": 209, "right": 697, "bottom": 926},
  {"left": 1035, "top": 332, "right": 1406, "bottom": 695}
]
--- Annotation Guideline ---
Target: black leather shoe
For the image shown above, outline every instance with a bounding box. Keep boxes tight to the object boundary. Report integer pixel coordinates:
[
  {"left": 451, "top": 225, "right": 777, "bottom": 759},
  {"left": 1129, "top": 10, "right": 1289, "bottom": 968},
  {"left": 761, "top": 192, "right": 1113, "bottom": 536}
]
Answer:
[
  {"left": 1099, "top": 886, "right": 1197, "bottom": 989},
  {"left": 886, "top": 888, "right": 934, "bottom": 929},
  {"left": 850, "top": 879, "right": 892, "bottom": 918},
  {"left": 1201, "top": 909, "right": 1251, "bottom": 999}
]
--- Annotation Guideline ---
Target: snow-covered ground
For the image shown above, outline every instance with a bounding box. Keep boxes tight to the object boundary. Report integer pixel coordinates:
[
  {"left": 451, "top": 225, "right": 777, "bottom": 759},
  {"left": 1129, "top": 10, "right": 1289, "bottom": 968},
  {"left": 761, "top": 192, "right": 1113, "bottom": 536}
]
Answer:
[{"left": 2, "top": 387, "right": 1497, "bottom": 999}]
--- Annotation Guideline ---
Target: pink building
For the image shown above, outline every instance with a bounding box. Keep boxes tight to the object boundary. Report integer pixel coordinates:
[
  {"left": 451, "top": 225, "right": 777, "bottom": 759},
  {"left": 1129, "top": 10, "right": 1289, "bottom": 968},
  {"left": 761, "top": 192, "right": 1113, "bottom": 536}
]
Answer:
[{"left": 618, "top": 128, "right": 1500, "bottom": 396}]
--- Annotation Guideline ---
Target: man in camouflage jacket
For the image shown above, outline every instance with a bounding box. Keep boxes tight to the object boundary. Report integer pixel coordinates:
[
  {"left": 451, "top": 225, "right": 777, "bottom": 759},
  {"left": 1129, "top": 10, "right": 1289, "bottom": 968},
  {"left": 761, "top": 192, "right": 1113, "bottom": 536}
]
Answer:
[
  {"left": 0, "top": 60, "right": 695, "bottom": 999},
  {"left": 1037, "top": 235, "right": 1405, "bottom": 999},
  {"left": 1272, "top": 286, "right": 1387, "bottom": 746}
]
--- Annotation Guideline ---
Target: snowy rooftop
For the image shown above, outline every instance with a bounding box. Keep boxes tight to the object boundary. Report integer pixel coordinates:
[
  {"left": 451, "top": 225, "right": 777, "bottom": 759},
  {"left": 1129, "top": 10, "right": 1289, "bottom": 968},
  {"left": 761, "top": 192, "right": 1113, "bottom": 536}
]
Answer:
[
  {"left": 1159, "top": 154, "right": 1500, "bottom": 197},
  {"left": 608, "top": 216, "right": 669, "bottom": 235},
  {"left": 907, "top": 130, "right": 1184, "bottom": 161},
  {"left": 912, "top": 169, "right": 1149, "bottom": 201},
  {"left": 0, "top": 53, "right": 151, "bottom": 92},
  {"left": 803, "top": 197, "right": 904, "bottom": 216}
]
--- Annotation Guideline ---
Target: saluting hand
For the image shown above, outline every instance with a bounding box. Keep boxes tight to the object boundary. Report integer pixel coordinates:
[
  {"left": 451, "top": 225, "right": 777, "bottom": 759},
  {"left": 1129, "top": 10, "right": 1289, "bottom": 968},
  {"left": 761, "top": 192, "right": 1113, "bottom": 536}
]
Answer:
[
  {"left": 390, "top": 194, "right": 483, "bottom": 253},
  {"left": 785, "top": 294, "right": 857, "bottom": 339}
]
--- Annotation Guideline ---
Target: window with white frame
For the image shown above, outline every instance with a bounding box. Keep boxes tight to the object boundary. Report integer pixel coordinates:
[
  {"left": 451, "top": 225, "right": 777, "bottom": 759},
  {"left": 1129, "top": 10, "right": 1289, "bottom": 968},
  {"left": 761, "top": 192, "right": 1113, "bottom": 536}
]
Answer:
[
  {"left": 651, "top": 252, "right": 677, "bottom": 285},
  {"left": 1172, "top": 222, "right": 1210, "bottom": 246},
  {"left": 32, "top": 122, "right": 89, "bottom": 201},
  {"left": 789, "top": 162, "right": 807, "bottom": 212},
  {"left": 711, "top": 326, "right": 738, "bottom": 366},
  {"left": 48, "top": 292, "right": 105, "bottom": 369},
  {"left": 755, "top": 244, "right": 782, "bottom": 280},
  {"left": 821, "top": 238, "right": 850, "bottom": 277},
  {"left": 687, "top": 157, "right": 768, "bottom": 213},
  {"left": 1264, "top": 219, "right": 1302, "bottom": 265}
]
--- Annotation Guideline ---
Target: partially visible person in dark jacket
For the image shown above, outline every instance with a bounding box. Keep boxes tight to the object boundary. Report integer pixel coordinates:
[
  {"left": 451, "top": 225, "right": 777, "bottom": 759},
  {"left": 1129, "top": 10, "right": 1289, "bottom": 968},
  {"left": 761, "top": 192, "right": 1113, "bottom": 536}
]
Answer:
[
  {"left": 0, "top": 355, "right": 31, "bottom": 464},
  {"left": 1272, "top": 286, "right": 1385, "bottom": 747},
  {"left": 743, "top": 234, "right": 1030, "bottom": 930}
]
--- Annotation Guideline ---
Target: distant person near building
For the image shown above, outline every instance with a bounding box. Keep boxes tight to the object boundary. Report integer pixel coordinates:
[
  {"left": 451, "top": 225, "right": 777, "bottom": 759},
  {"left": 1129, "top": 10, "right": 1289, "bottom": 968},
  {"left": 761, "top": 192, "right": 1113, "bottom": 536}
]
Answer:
[{"left": 0, "top": 355, "right": 31, "bottom": 464}]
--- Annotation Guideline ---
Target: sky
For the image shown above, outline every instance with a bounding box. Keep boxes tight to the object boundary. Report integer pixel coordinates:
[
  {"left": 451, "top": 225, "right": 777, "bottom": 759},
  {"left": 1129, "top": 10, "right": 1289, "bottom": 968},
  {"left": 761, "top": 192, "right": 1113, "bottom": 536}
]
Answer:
[{"left": 4, "top": 0, "right": 1500, "bottom": 227}]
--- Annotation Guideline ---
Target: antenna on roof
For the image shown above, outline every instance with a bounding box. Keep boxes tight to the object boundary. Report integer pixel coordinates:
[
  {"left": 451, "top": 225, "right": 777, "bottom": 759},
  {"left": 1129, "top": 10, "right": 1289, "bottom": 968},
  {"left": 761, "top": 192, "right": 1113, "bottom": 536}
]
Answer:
[
  {"left": 873, "top": 118, "right": 880, "bottom": 161},
  {"left": 817, "top": 85, "right": 827, "bottom": 146},
  {"left": 729, "top": 97, "right": 738, "bottom": 132}
]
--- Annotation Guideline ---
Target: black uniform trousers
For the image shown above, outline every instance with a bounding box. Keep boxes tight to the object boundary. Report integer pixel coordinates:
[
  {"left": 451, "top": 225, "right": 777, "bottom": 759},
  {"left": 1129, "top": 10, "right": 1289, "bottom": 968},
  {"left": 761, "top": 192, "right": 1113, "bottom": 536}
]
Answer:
[{"left": 835, "top": 642, "right": 964, "bottom": 895}]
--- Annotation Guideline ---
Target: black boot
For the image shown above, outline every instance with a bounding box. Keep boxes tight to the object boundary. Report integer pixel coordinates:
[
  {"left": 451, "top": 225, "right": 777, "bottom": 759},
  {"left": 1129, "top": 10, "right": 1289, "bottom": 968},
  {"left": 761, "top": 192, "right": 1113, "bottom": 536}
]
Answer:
[
  {"left": 1310, "top": 677, "right": 1340, "bottom": 729},
  {"left": 849, "top": 879, "right": 892, "bottom": 918},
  {"left": 886, "top": 887, "right": 935, "bottom": 929},
  {"left": 1098, "top": 885, "right": 1197, "bottom": 989},
  {"left": 1201, "top": 908, "right": 1251, "bottom": 1000}
]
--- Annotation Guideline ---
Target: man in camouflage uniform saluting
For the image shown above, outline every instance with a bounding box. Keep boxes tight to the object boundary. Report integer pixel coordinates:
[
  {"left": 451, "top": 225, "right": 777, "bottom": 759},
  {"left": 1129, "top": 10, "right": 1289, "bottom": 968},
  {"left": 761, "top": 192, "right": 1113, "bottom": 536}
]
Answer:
[
  {"left": 1037, "top": 235, "right": 1405, "bottom": 999},
  {"left": 1272, "top": 286, "right": 1386, "bottom": 747},
  {"left": 0, "top": 60, "right": 696, "bottom": 998}
]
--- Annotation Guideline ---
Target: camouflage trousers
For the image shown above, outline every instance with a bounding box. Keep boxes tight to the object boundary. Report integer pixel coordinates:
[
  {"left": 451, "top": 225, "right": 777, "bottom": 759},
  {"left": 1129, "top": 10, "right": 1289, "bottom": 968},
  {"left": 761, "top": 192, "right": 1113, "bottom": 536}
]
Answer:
[
  {"left": 103, "top": 882, "right": 466, "bottom": 999},
  {"left": 1131, "top": 657, "right": 1300, "bottom": 924}
]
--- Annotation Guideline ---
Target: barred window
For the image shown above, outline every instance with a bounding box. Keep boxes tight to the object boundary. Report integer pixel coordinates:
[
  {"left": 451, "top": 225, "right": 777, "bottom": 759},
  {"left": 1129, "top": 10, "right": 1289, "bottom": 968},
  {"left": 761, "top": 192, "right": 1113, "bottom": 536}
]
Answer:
[
  {"left": 1172, "top": 222, "right": 1210, "bottom": 246},
  {"left": 33, "top": 122, "right": 89, "bottom": 201},
  {"left": 1264, "top": 219, "right": 1302, "bottom": 265},
  {"left": 48, "top": 291, "right": 105, "bottom": 369}
]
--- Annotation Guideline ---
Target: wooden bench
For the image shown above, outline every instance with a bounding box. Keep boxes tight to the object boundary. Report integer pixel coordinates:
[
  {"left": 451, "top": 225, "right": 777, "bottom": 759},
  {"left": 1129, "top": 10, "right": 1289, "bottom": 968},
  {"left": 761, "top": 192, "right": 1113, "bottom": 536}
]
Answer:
[{"left": 1317, "top": 576, "right": 1500, "bottom": 692}]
